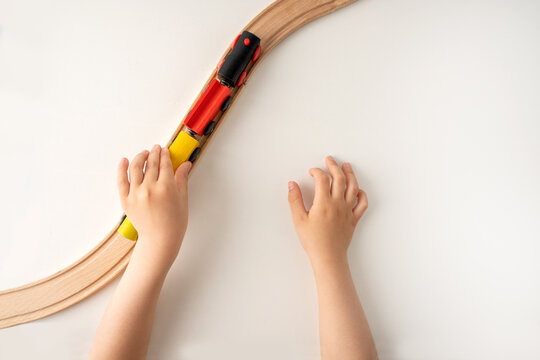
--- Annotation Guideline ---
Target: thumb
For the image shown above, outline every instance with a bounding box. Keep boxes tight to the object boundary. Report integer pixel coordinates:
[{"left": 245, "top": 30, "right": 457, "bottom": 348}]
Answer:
[
  {"left": 175, "top": 161, "right": 192, "bottom": 193},
  {"left": 288, "top": 181, "right": 307, "bottom": 223}
]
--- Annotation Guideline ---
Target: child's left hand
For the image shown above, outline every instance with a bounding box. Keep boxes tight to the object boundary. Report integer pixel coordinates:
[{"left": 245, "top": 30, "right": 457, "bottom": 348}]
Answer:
[{"left": 117, "top": 144, "right": 191, "bottom": 272}]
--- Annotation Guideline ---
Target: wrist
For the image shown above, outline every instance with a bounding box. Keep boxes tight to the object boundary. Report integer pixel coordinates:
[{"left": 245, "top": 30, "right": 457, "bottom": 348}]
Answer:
[
  {"left": 308, "top": 251, "right": 348, "bottom": 271},
  {"left": 310, "top": 257, "right": 350, "bottom": 283},
  {"left": 310, "top": 254, "right": 353, "bottom": 289},
  {"left": 129, "top": 240, "right": 176, "bottom": 279}
]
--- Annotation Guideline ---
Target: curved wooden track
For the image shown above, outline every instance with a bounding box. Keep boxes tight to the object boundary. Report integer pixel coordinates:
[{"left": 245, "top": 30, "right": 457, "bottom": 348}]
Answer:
[{"left": 0, "top": 0, "right": 357, "bottom": 328}]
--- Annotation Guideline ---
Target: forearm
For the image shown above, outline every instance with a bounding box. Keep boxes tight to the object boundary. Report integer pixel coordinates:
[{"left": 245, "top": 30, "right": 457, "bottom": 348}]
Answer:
[
  {"left": 89, "top": 241, "right": 169, "bottom": 360},
  {"left": 311, "top": 256, "right": 377, "bottom": 360}
]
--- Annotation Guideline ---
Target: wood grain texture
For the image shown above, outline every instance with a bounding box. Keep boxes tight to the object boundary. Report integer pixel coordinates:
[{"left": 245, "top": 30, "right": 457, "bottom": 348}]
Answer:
[{"left": 0, "top": 0, "right": 357, "bottom": 329}]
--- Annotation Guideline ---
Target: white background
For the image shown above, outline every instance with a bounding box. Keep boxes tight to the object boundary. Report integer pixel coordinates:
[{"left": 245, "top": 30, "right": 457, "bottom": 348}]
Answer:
[{"left": 1, "top": 0, "right": 539, "bottom": 359}]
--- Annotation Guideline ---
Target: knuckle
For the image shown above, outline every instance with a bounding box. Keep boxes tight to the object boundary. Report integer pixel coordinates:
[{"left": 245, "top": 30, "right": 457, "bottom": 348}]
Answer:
[
  {"left": 319, "top": 207, "right": 330, "bottom": 218},
  {"left": 320, "top": 174, "right": 330, "bottom": 184},
  {"left": 321, "top": 206, "right": 338, "bottom": 219},
  {"left": 155, "top": 183, "right": 169, "bottom": 195},
  {"left": 356, "top": 203, "right": 368, "bottom": 215},
  {"left": 137, "top": 187, "right": 151, "bottom": 199},
  {"left": 334, "top": 174, "right": 346, "bottom": 183}
]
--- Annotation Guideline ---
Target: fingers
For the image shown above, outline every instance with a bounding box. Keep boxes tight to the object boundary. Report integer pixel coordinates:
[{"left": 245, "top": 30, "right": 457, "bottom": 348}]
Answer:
[
  {"left": 288, "top": 181, "right": 307, "bottom": 223},
  {"left": 117, "top": 157, "right": 130, "bottom": 200},
  {"left": 129, "top": 150, "right": 149, "bottom": 186},
  {"left": 353, "top": 189, "right": 368, "bottom": 221},
  {"left": 325, "top": 156, "right": 346, "bottom": 199},
  {"left": 309, "top": 167, "right": 331, "bottom": 201},
  {"left": 174, "top": 161, "right": 192, "bottom": 194},
  {"left": 342, "top": 162, "right": 360, "bottom": 206},
  {"left": 159, "top": 147, "right": 174, "bottom": 180},
  {"left": 143, "top": 144, "right": 161, "bottom": 183}
]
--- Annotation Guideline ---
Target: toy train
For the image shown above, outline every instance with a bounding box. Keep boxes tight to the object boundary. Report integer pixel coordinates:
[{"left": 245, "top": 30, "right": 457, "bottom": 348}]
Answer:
[{"left": 118, "top": 31, "right": 261, "bottom": 241}]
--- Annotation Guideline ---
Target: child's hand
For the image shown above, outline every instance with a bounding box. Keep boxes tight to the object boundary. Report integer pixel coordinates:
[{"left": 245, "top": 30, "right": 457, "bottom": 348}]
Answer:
[
  {"left": 117, "top": 144, "right": 191, "bottom": 271},
  {"left": 288, "top": 157, "right": 377, "bottom": 360},
  {"left": 287, "top": 156, "right": 368, "bottom": 267}
]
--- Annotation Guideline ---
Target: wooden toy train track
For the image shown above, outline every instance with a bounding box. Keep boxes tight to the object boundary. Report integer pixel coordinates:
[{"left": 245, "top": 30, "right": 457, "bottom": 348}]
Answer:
[{"left": 0, "top": 0, "right": 357, "bottom": 328}]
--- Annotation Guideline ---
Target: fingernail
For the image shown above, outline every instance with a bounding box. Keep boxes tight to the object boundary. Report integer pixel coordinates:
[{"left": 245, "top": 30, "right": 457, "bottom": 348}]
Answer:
[
  {"left": 153, "top": 144, "right": 160, "bottom": 150},
  {"left": 288, "top": 181, "right": 295, "bottom": 191},
  {"left": 186, "top": 161, "right": 192, "bottom": 171},
  {"left": 162, "top": 146, "right": 168, "bottom": 152},
  {"left": 327, "top": 155, "right": 334, "bottom": 162},
  {"left": 343, "top": 162, "right": 351, "bottom": 170},
  {"left": 144, "top": 150, "right": 149, "bottom": 155}
]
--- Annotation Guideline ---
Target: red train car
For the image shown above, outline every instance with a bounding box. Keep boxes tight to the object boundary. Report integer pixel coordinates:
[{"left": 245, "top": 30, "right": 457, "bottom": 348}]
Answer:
[{"left": 184, "top": 79, "right": 231, "bottom": 136}]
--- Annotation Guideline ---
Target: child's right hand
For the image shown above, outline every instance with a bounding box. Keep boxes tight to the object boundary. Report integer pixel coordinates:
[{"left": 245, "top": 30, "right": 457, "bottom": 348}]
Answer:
[{"left": 287, "top": 156, "right": 368, "bottom": 267}]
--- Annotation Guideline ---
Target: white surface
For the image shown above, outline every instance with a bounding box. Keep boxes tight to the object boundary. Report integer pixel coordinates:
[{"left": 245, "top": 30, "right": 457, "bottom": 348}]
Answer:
[{"left": 1, "top": 0, "right": 539, "bottom": 358}]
